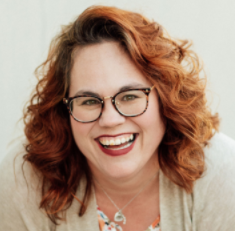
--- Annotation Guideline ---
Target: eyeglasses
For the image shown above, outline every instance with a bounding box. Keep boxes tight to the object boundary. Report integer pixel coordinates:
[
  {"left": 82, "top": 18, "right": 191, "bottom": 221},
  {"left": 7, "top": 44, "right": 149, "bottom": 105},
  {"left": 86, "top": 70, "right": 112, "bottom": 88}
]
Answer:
[{"left": 63, "top": 85, "right": 155, "bottom": 123}]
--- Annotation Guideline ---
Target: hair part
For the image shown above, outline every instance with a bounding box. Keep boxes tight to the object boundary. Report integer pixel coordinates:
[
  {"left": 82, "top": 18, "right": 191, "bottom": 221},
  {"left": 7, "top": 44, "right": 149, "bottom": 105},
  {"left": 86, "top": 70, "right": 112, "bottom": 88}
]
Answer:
[{"left": 23, "top": 5, "right": 219, "bottom": 224}]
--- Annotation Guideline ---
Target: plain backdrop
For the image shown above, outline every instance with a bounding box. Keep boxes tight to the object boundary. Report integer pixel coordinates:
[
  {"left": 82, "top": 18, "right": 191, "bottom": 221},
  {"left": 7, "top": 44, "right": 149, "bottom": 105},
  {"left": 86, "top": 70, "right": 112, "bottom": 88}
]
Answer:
[{"left": 0, "top": 0, "right": 235, "bottom": 162}]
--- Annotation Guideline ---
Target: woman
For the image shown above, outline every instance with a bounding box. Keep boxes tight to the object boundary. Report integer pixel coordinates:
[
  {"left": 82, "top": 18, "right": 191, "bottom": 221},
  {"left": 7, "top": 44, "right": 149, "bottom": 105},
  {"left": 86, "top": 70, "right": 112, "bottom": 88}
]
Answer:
[{"left": 0, "top": 5, "right": 235, "bottom": 231}]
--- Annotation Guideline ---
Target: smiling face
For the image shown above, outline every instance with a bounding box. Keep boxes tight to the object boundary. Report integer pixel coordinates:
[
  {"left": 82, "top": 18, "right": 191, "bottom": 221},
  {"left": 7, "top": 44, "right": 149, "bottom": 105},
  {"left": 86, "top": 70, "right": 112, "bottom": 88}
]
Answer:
[{"left": 69, "top": 41, "right": 166, "bottom": 180}]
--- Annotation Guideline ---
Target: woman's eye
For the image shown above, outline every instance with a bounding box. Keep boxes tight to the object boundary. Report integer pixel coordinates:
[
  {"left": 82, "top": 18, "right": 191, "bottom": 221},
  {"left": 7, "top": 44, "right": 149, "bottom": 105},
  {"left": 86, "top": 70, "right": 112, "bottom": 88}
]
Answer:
[
  {"left": 123, "top": 95, "right": 137, "bottom": 101},
  {"left": 82, "top": 99, "right": 100, "bottom": 105}
]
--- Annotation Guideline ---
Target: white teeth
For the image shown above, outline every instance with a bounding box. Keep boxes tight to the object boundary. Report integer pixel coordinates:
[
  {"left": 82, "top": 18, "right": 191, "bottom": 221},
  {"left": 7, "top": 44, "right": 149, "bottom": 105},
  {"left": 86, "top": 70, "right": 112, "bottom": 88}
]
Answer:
[
  {"left": 115, "top": 139, "right": 121, "bottom": 145},
  {"left": 121, "top": 138, "right": 126, "bottom": 144},
  {"left": 110, "top": 140, "right": 115, "bottom": 145},
  {"left": 99, "top": 134, "right": 135, "bottom": 146}
]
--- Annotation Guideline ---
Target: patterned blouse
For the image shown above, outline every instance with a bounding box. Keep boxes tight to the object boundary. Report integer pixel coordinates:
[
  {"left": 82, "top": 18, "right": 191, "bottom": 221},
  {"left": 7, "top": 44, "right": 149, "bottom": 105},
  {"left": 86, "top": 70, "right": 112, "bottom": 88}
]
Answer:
[{"left": 97, "top": 206, "right": 160, "bottom": 231}]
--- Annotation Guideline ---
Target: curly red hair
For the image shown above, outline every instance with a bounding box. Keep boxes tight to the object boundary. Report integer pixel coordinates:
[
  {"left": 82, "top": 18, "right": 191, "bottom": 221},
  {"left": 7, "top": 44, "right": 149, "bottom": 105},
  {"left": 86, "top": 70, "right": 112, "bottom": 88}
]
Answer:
[{"left": 23, "top": 5, "right": 219, "bottom": 224}]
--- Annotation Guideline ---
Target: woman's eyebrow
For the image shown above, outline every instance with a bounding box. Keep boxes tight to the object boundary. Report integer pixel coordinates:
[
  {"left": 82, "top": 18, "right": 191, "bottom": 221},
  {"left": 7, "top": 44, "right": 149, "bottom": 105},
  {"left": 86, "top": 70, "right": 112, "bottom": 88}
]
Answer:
[
  {"left": 74, "top": 90, "right": 100, "bottom": 97},
  {"left": 74, "top": 83, "right": 145, "bottom": 97},
  {"left": 119, "top": 83, "right": 145, "bottom": 91}
]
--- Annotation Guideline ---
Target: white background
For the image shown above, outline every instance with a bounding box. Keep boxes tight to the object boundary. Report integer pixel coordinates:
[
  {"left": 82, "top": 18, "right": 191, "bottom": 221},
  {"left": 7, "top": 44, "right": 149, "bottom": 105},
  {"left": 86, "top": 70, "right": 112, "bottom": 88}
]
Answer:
[{"left": 0, "top": 0, "right": 235, "bottom": 162}]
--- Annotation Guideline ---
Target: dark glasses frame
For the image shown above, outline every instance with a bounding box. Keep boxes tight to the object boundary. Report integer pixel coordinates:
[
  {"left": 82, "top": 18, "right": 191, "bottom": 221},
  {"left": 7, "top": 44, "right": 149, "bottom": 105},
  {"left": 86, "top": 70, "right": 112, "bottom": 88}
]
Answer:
[{"left": 63, "top": 85, "right": 155, "bottom": 123}]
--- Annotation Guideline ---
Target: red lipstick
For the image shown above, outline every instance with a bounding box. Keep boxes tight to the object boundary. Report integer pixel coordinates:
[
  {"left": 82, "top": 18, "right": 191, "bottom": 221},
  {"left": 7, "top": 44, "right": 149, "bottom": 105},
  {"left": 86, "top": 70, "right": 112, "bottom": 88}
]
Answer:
[{"left": 96, "top": 135, "right": 137, "bottom": 156}]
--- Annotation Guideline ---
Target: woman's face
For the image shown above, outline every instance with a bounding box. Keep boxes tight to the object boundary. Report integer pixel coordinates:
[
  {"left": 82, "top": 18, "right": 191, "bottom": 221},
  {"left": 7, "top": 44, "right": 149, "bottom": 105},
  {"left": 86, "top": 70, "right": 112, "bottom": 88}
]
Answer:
[{"left": 69, "top": 42, "right": 165, "bottom": 180}]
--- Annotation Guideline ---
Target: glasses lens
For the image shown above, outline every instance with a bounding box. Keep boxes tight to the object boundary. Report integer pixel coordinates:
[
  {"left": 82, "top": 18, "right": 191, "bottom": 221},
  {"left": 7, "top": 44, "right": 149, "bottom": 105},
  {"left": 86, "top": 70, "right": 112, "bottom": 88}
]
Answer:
[
  {"left": 115, "top": 90, "right": 147, "bottom": 116},
  {"left": 70, "top": 97, "right": 102, "bottom": 122}
]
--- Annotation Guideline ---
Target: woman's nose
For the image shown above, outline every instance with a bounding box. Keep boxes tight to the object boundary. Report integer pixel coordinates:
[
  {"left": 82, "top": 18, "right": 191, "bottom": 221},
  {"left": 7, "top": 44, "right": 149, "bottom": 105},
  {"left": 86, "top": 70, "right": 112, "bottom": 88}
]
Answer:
[{"left": 98, "top": 99, "right": 126, "bottom": 127}]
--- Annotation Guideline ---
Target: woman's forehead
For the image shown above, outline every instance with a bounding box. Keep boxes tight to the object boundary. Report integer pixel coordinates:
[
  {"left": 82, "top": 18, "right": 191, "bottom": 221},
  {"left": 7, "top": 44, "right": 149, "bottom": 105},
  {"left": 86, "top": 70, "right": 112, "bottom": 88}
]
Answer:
[{"left": 69, "top": 42, "right": 150, "bottom": 96}]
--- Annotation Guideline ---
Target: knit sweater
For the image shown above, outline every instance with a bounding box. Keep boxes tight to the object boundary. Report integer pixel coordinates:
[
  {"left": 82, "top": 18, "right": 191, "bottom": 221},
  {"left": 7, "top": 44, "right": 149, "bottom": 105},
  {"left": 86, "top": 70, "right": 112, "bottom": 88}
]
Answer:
[{"left": 0, "top": 132, "right": 235, "bottom": 231}]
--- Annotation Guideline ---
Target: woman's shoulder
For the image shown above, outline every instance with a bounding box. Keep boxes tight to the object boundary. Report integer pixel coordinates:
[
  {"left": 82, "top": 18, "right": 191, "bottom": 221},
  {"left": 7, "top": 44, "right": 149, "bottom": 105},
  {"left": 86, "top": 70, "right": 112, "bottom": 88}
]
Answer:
[
  {"left": 192, "top": 132, "right": 235, "bottom": 229},
  {"left": 0, "top": 139, "right": 41, "bottom": 198},
  {"left": 0, "top": 140, "right": 54, "bottom": 231},
  {"left": 204, "top": 132, "right": 235, "bottom": 166},
  {"left": 0, "top": 140, "right": 99, "bottom": 231},
  {"left": 201, "top": 132, "right": 235, "bottom": 184}
]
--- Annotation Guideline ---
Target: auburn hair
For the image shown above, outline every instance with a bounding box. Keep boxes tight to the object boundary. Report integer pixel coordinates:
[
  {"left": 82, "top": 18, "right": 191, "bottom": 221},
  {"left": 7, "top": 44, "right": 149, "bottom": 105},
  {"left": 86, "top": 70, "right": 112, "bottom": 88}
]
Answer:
[{"left": 23, "top": 5, "right": 219, "bottom": 224}]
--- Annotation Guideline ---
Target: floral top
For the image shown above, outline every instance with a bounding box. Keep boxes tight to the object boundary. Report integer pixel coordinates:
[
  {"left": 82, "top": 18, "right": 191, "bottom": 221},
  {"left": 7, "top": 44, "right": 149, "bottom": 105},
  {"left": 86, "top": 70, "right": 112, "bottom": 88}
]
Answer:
[{"left": 97, "top": 206, "right": 160, "bottom": 231}]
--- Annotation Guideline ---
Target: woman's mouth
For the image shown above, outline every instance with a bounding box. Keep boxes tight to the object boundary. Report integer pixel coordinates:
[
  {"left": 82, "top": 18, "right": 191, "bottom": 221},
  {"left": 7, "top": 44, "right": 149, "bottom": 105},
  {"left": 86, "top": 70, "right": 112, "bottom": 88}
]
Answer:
[{"left": 96, "top": 134, "right": 137, "bottom": 156}]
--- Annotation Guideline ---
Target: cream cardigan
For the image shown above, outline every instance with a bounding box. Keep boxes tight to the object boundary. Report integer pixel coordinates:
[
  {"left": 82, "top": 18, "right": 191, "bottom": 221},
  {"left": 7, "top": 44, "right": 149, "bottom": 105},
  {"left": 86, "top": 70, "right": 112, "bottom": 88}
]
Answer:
[{"left": 0, "top": 132, "right": 235, "bottom": 231}]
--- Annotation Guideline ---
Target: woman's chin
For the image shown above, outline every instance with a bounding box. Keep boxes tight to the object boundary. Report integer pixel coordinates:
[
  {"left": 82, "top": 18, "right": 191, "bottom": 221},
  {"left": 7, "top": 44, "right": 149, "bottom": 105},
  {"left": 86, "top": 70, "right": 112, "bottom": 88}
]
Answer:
[
  {"left": 88, "top": 157, "right": 152, "bottom": 181},
  {"left": 100, "top": 164, "right": 141, "bottom": 180}
]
